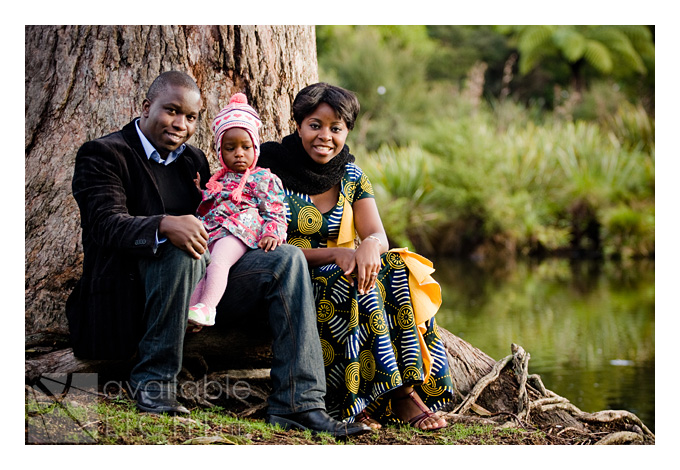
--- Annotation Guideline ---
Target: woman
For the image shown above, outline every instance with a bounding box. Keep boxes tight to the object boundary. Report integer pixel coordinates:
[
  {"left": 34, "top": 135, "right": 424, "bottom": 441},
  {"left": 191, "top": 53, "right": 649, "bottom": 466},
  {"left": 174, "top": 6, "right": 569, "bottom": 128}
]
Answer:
[{"left": 259, "top": 83, "right": 453, "bottom": 430}]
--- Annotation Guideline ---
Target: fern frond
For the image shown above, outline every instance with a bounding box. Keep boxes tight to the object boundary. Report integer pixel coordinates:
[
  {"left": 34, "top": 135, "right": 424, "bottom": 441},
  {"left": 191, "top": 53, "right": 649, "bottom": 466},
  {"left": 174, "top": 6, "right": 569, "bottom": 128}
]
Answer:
[
  {"left": 519, "top": 46, "right": 545, "bottom": 75},
  {"left": 553, "top": 27, "right": 586, "bottom": 63},
  {"left": 612, "top": 43, "right": 647, "bottom": 74},
  {"left": 616, "top": 25, "right": 653, "bottom": 45},
  {"left": 517, "top": 25, "right": 555, "bottom": 53},
  {"left": 583, "top": 40, "right": 613, "bottom": 74},
  {"left": 516, "top": 26, "right": 558, "bottom": 75},
  {"left": 590, "top": 27, "right": 646, "bottom": 74}
]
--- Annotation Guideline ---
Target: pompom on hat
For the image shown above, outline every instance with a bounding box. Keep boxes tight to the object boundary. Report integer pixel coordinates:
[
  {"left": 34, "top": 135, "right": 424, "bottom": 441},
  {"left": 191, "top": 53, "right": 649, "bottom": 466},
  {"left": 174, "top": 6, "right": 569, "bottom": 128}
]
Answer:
[{"left": 206, "top": 93, "right": 262, "bottom": 203}]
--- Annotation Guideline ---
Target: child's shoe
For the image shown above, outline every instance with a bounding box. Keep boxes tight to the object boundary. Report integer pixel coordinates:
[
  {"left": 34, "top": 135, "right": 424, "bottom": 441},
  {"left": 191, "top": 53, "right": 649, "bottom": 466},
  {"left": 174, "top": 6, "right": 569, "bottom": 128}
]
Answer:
[{"left": 188, "top": 303, "right": 216, "bottom": 326}]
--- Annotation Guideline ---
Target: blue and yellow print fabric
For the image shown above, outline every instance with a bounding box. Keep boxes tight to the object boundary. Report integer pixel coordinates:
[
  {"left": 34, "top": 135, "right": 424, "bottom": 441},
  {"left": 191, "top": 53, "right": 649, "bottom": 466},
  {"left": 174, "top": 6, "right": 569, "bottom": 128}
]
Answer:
[{"left": 284, "top": 163, "right": 453, "bottom": 421}]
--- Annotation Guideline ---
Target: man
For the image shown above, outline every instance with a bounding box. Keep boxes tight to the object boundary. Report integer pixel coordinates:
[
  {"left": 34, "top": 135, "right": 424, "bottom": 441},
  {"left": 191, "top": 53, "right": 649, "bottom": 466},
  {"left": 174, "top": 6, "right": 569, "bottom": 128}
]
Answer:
[{"left": 67, "top": 71, "right": 369, "bottom": 437}]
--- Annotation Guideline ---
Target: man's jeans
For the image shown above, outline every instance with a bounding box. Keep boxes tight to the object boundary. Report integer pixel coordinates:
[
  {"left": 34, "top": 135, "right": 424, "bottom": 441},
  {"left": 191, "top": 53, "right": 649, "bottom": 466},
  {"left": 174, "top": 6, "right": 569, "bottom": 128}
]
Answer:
[
  {"left": 129, "top": 243, "right": 207, "bottom": 396},
  {"left": 219, "top": 244, "right": 327, "bottom": 415},
  {"left": 129, "top": 242, "right": 326, "bottom": 415}
]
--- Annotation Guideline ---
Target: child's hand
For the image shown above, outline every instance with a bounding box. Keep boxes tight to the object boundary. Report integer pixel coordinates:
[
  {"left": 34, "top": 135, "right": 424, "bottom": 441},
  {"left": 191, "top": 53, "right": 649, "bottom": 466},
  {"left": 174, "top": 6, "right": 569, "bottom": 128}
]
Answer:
[
  {"left": 258, "top": 236, "right": 281, "bottom": 252},
  {"left": 193, "top": 172, "right": 201, "bottom": 189}
]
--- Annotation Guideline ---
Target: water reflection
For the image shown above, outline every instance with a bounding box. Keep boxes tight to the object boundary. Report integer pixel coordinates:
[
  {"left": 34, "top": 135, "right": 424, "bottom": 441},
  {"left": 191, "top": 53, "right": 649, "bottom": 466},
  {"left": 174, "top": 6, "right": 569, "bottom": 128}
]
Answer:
[{"left": 433, "top": 257, "right": 655, "bottom": 432}]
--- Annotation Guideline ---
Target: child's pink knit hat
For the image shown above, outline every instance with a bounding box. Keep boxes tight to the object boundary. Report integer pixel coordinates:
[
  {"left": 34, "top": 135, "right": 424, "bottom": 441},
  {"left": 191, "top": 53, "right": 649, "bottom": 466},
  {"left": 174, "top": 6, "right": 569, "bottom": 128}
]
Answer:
[{"left": 206, "top": 93, "right": 262, "bottom": 203}]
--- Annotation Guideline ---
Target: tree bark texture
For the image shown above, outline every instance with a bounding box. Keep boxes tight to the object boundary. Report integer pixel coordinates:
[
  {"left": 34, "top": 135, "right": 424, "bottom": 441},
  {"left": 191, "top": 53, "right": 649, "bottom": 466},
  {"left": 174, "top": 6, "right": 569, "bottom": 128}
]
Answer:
[{"left": 25, "top": 25, "right": 318, "bottom": 334}]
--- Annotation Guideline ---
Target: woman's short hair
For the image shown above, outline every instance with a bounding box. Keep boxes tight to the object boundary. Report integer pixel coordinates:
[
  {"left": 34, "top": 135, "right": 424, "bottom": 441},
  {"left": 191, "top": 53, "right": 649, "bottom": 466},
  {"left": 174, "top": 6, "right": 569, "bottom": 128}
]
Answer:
[{"left": 293, "top": 83, "right": 360, "bottom": 130}]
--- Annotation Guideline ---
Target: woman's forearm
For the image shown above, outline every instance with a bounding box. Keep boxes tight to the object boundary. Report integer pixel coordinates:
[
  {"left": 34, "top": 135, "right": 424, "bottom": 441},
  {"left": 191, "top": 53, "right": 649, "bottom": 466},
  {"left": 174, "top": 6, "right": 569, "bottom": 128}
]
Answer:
[{"left": 300, "top": 247, "right": 353, "bottom": 268}]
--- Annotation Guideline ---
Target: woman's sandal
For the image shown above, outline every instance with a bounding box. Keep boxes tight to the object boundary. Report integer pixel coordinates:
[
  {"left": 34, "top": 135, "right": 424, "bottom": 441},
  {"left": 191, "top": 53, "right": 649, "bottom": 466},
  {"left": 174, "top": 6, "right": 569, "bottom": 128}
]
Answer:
[
  {"left": 356, "top": 410, "right": 382, "bottom": 429},
  {"left": 391, "top": 390, "right": 447, "bottom": 431}
]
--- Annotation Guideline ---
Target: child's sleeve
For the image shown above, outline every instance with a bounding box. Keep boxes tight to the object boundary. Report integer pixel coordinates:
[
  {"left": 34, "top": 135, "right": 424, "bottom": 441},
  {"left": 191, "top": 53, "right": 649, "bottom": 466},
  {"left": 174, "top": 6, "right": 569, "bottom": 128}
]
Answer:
[
  {"left": 196, "top": 188, "right": 217, "bottom": 218},
  {"left": 259, "top": 173, "right": 288, "bottom": 242}
]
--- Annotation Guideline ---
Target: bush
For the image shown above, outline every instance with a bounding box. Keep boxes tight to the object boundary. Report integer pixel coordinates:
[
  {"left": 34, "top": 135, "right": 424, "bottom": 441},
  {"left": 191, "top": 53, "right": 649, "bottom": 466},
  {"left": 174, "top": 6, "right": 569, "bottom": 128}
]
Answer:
[
  {"left": 320, "top": 26, "right": 654, "bottom": 259},
  {"left": 359, "top": 96, "right": 654, "bottom": 258}
]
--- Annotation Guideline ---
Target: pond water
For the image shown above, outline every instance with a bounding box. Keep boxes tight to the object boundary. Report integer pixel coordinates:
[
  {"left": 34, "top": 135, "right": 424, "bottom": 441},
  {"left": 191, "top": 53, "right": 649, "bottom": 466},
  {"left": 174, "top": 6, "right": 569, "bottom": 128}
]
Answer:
[{"left": 431, "top": 257, "right": 655, "bottom": 432}]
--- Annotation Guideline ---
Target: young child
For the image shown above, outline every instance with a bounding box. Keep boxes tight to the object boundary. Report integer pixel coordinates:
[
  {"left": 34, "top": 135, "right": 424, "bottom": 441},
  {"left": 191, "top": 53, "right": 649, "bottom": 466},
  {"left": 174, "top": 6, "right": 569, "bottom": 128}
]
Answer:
[{"left": 188, "top": 93, "right": 287, "bottom": 327}]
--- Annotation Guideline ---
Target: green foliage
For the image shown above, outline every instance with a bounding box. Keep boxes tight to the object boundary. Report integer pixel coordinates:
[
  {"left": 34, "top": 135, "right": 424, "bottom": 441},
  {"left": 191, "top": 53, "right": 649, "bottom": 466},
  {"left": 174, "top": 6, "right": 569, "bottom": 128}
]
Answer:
[
  {"left": 359, "top": 97, "right": 654, "bottom": 257},
  {"left": 318, "top": 25, "right": 654, "bottom": 258},
  {"left": 552, "top": 120, "right": 652, "bottom": 204},
  {"left": 498, "top": 25, "right": 654, "bottom": 79},
  {"left": 601, "top": 203, "right": 655, "bottom": 257},
  {"left": 425, "top": 26, "right": 511, "bottom": 88},
  {"left": 604, "top": 101, "right": 655, "bottom": 154},
  {"left": 357, "top": 144, "right": 440, "bottom": 249},
  {"left": 317, "top": 26, "right": 438, "bottom": 149}
]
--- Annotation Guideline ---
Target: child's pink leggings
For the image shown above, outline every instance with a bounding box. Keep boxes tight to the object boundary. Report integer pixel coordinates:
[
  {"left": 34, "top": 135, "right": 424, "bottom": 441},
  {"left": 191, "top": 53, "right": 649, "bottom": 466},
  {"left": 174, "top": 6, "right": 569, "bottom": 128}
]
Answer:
[{"left": 189, "top": 234, "right": 249, "bottom": 310}]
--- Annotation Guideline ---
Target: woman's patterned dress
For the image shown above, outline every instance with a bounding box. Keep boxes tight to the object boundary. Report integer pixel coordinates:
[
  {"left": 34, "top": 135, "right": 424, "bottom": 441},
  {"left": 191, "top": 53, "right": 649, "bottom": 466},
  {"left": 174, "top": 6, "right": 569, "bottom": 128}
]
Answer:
[{"left": 284, "top": 162, "right": 453, "bottom": 422}]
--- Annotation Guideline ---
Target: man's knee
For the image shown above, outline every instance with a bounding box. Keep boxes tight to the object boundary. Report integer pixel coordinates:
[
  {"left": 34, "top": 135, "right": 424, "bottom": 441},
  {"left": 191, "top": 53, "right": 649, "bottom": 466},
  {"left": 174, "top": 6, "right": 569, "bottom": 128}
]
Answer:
[
  {"left": 263, "top": 245, "right": 309, "bottom": 283},
  {"left": 226, "top": 244, "right": 308, "bottom": 290},
  {"left": 145, "top": 243, "right": 208, "bottom": 281}
]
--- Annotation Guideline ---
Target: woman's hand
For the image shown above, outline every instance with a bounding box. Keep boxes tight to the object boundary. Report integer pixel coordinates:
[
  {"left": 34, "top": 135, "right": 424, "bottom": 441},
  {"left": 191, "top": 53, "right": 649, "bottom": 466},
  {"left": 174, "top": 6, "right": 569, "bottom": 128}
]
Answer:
[
  {"left": 351, "top": 198, "right": 388, "bottom": 294},
  {"left": 353, "top": 237, "right": 382, "bottom": 294},
  {"left": 331, "top": 240, "right": 381, "bottom": 295},
  {"left": 330, "top": 248, "right": 357, "bottom": 281}
]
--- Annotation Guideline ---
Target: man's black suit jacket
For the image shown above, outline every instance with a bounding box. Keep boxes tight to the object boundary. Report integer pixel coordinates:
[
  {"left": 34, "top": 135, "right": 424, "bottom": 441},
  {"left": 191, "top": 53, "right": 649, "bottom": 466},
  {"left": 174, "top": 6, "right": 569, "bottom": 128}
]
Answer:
[{"left": 66, "top": 120, "right": 211, "bottom": 359}]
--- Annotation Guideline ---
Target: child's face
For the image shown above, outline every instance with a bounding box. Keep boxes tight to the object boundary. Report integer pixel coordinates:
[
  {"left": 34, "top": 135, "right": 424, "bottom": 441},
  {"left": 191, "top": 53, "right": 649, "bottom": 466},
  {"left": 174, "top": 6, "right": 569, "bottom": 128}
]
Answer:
[{"left": 220, "top": 127, "right": 255, "bottom": 172}]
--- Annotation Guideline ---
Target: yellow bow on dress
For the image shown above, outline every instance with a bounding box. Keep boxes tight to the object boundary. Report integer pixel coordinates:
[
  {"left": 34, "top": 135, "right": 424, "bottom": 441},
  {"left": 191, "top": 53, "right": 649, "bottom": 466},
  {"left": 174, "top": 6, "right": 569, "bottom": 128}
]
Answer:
[
  {"left": 390, "top": 247, "right": 442, "bottom": 381},
  {"left": 326, "top": 197, "right": 356, "bottom": 249},
  {"left": 327, "top": 198, "right": 442, "bottom": 380}
]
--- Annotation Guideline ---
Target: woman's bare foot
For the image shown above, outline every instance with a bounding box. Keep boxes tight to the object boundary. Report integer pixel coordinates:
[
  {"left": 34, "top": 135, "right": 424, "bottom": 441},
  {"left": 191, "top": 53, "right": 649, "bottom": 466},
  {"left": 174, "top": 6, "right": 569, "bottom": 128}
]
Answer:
[
  {"left": 356, "top": 410, "right": 382, "bottom": 429},
  {"left": 390, "top": 386, "right": 446, "bottom": 431}
]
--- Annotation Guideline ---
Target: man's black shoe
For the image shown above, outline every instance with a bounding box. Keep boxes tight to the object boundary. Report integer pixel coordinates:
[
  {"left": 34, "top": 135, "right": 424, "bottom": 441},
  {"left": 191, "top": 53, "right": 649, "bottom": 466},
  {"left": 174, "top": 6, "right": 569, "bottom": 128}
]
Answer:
[
  {"left": 133, "top": 389, "right": 190, "bottom": 415},
  {"left": 267, "top": 408, "right": 371, "bottom": 438}
]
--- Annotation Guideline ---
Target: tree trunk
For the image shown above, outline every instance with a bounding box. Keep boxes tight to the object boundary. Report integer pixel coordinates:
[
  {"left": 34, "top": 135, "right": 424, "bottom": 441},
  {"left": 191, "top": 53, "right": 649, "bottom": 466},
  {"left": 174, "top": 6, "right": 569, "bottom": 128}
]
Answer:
[{"left": 25, "top": 25, "right": 318, "bottom": 334}]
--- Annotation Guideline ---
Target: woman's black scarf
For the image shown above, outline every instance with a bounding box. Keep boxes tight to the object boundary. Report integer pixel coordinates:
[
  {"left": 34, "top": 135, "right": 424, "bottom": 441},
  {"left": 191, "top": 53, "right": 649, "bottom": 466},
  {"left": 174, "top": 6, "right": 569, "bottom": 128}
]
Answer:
[{"left": 259, "top": 132, "right": 355, "bottom": 195}]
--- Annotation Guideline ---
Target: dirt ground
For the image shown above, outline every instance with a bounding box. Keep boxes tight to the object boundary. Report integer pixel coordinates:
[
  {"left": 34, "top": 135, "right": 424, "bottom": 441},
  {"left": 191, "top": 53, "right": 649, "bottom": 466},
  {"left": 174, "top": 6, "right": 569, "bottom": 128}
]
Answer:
[
  {"left": 93, "top": 410, "right": 650, "bottom": 445},
  {"left": 25, "top": 339, "right": 654, "bottom": 446},
  {"left": 232, "top": 412, "right": 652, "bottom": 446},
  {"left": 26, "top": 379, "right": 654, "bottom": 446}
]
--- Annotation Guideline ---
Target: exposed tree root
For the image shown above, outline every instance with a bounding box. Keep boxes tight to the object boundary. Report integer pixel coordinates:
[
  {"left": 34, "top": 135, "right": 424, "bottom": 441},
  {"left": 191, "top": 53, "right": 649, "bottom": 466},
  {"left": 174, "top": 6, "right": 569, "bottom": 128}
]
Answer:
[
  {"left": 25, "top": 328, "right": 654, "bottom": 444},
  {"left": 512, "top": 344, "right": 530, "bottom": 419},
  {"left": 443, "top": 342, "right": 654, "bottom": 445},
  {"left": 176, "top": 369, "right": 272, "bottom": 419},
  {"left": 451, "top": 354, "right": 513, "bottom": 415},
  {"left": 594, "top": 431, "right": 644, "bottom": 445}
]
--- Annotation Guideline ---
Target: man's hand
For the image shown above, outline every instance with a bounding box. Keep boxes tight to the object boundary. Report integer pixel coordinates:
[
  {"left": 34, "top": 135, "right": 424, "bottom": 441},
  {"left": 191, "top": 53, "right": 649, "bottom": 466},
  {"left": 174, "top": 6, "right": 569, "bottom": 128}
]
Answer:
[
  {"left": 159, "top": 214, "right": 208, "bottom": 259},
  {"left": 258, "top": 236, "right": 281, "bottom": 252}
]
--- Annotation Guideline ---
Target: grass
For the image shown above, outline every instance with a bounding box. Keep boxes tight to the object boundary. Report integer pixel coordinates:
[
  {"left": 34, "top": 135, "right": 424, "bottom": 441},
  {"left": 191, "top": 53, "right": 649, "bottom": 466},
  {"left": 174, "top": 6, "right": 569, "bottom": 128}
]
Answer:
[
  {"left": 93, "top": 401, "right": 274, "bottom": 445},
  {"left": 26, "top": 395, "right": 548, "bottom": 445}
]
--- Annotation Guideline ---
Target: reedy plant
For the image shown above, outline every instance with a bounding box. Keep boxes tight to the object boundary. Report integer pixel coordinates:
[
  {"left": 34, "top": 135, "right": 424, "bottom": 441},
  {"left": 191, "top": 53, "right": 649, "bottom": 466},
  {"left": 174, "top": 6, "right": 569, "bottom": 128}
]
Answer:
[
  {"left": 358, "top": 144, "right": 440, "bottom": 250},
  {"left": 362, "top": 97, "right": 654, "bottom": 258}
]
